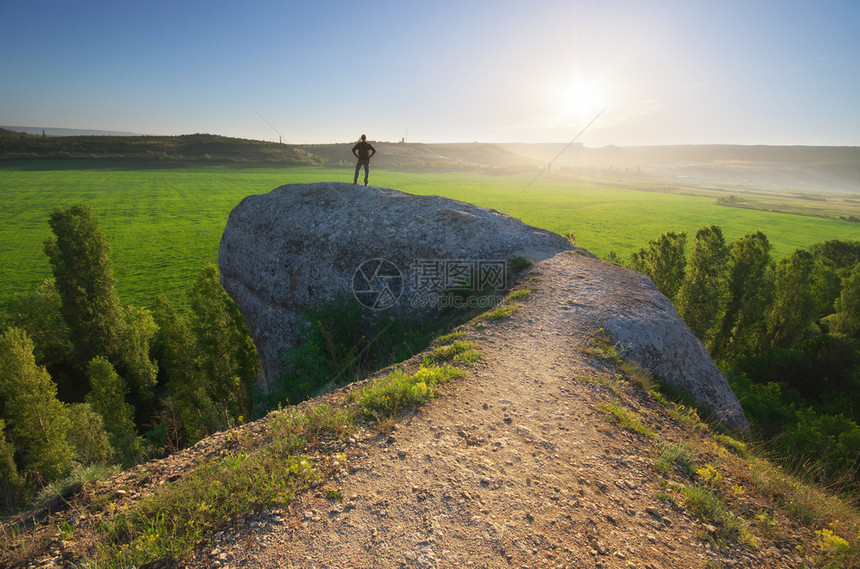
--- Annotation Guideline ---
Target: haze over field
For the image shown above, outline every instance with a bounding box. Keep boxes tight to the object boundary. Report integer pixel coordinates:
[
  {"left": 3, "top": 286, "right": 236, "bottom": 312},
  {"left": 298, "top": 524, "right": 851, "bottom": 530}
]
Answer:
[{"left": 2, "top": 0, "right": 859, "bottom": 147}]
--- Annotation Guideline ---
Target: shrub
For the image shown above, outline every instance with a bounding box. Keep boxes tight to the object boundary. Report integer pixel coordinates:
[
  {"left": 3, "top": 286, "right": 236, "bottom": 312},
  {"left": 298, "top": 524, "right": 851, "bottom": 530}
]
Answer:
[
  {"left": 596, "top": 403, "right": 656, "bottom": 438},
  {"left": 656, "top": 442, "right": 698, "bottom": 477},
  {"left": 429, "top": 340, "right": 482, "bottom": 365},
  {"left": 358, "top": 364, "right": 464, "bottom": 420}
]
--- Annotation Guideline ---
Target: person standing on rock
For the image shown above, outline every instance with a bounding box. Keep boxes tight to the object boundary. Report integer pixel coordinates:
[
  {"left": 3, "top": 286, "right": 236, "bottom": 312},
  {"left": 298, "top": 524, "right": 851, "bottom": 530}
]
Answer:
[{"left": 352, "top": 134, "right": 376, "bottom": 186}]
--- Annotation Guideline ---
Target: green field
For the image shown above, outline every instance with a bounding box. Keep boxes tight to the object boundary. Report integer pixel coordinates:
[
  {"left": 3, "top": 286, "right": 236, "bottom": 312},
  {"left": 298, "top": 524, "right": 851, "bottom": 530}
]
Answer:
[{"left": 2, "top": 160, "right": 858, "bottom": 310}]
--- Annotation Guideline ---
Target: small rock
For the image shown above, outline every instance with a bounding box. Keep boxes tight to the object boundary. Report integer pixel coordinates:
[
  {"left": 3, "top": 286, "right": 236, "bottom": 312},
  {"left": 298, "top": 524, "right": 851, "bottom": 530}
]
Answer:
[{"left": 645, "top": 506, "right": 663, "bottom": 519}]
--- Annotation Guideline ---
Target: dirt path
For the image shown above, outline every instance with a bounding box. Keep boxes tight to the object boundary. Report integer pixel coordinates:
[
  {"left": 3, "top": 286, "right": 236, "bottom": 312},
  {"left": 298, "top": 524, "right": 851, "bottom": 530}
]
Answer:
[{"left": 185, "top": 253, "right": 784, "bottom": 569}]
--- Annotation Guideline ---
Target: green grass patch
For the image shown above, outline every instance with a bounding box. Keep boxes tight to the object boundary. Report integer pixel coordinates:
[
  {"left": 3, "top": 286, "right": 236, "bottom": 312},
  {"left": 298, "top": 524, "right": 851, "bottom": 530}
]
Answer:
[
  {"left": 595, "top": 402, "right": 657, "bottom": 438},
  {"left": 325, "top": 488, "right": 344, "bottom": 501},
  {"left": 504, "top": 288, "right": 532, "bottom": 303},
  {"left": 431, "top": 331, "right": 464, "bottom": 346},
  {"left": 680, "top": 484, "right": 753, "bottom": 544},
  {"left": 585, "top": 331, "right": 624, "bottom": 365},
  {"left": 655, "top": 441, "right": 698, "bottom": 478},
  {"left": 357, "top": 364, "right": 464, "bottom": 420},
  {"left": 713, "top": 434, "right": 750, "bottom": 458},
  {"left": 579, "top": 374, "right": 623, "bottom": 396},
  {"left": 31, "top": 463, "right": 121, "bottom": 510},
  {"left": 428, "top": 340, "right": 482, "bottom": 365},
  {"left": 618, "top": 360, "right": 657, "bottom": 392},
  {"left": 473, "top": 304, "right": 519, "bottom": 323},
  {"left": 3, "top": 162, "right": 857, "bottom": 311},
  {"left": 509, "top": 256, "right": 534, "bottom": 273},
  {"left": 93, "top": 452, "right": 320, "bottom": 567}
]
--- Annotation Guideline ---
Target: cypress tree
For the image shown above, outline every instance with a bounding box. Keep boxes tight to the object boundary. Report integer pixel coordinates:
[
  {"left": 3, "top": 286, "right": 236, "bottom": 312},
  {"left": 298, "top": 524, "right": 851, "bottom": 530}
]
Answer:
[
  {"left": 764, "top": 249, "right": 818, "bottom": 349},
  {"left": 44, "top": 204, "right": 124, "bottom": 372},
  {"left": 189, "top": 264, "right": 260, "bottom": 428},
  {"left": 676, "top": 225, "right": 728, "bottom": 340},
  {"left": 86, "top": 356, "right": 143, "bottom": 465},
  {"left": 628, "top": 231, "right": 687, "bottom": 302},
  {"left": 116, "top": 305, "right": 158, "bottom": 406},
  {"left": 66, "top": 403, "right": 113, "bottom": 465},
  {"left": 0, "top": 328, "right": 73, "bottom": 483},
  {"left": 708, "top": 232, "right": 774, "bottom": 361},
  {"left": 831, "top": 262, "right": 860, "bottom": 336},
  {"left": 153, "top": 295, "right": 214, "bottom": 443}
]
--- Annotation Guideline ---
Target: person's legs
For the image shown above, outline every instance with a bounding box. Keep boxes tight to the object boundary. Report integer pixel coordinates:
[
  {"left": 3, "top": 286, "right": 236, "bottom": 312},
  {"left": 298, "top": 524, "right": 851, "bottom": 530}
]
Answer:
[
  {"left": 363, "top": 161, "right": 370, "bottom": 185},
  {"left": 354, "top": 160, "right": 362, "bottom": 184}
]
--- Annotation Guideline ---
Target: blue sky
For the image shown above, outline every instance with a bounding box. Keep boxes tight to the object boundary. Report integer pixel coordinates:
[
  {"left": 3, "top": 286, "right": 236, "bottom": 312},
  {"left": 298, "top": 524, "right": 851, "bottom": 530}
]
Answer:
[{"left": 2, "top": 0, "right": 858, "bottom": 146}]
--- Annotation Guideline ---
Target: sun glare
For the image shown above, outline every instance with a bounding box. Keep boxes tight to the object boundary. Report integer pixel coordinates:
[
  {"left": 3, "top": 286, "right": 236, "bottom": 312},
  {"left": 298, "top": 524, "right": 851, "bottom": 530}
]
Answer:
[{"left": 557, "top": 79, "right": 610, "bottom": 120}]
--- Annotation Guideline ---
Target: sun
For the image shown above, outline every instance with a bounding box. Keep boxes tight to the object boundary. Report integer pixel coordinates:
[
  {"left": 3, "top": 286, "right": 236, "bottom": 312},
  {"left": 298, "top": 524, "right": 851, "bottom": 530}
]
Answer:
[{"left": 557, "top": 79, "right": 610, "bottom": 120}]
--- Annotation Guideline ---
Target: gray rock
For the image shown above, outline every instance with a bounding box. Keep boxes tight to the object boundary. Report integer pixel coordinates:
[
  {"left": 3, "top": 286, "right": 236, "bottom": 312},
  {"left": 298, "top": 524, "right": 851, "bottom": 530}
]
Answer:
[
  {"left": 544, "top": 252, "right": 748, "bottom": 429},
  {"left": 219, "top": 182, "right": 574, "bottom": 386}
]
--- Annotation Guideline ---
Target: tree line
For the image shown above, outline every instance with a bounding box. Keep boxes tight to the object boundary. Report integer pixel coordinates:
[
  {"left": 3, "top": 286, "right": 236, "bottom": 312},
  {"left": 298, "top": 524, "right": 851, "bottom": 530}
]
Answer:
[
  {"left": 621, "top": 227, "right": 860, "bottom": 484},
  {"left": 0, "top": 205, "right": 260, "bottom": 511}
]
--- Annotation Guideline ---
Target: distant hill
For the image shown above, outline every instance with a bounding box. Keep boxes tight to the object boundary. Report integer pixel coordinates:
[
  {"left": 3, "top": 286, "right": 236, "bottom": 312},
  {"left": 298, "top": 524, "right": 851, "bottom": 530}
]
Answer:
[
  {"left": 0, "top": 126, "right": 137, "bottom": 136},
  {"left": 0, "top": 129, "right": 534, "bottom": 171},
  {"left": 0, "top": 130, "right": 318, "bottom": 164},
  {"left": 501, "top": 143, "right": 860, "bottom": 193},
  {"left": 1, "top": 127, "right": 857, "bottom": 192}
]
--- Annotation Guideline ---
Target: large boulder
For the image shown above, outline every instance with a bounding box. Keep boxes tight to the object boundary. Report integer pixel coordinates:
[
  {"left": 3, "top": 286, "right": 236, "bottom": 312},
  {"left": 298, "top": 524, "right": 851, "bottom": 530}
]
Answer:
[
  {"left": 219, "top": 182, "right": 574, "bottom": 387},
  {"left": 542, "top": 252, "right": 748, "bottom": 430}
]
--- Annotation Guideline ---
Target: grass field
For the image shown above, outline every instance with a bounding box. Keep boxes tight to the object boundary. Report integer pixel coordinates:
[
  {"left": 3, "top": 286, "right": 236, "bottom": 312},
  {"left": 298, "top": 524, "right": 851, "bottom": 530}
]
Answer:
[{"left": 2, "top": 160, "right": 858, "bottom": 310}]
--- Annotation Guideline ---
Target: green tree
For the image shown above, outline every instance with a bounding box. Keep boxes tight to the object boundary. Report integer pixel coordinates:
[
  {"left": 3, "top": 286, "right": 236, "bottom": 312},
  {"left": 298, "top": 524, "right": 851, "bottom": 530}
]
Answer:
[
  {"left": 603, "top": 251, "right": 623, "bottom": 266},
  {"left": 709, "top": 232, "right": 774, "bottom": 361},
  {"left": 628, "top": 231, "right": 687, "bottom": 302},
  {"left": 831, "top": 263, "right": 860, "bottom": 336},
  {"left": 810, "top": 240, "right": 860, "bottom": 315},
  {"left": 116, "top": 305, "right": 158, "bottom": 406},
  {"left": 86, "top": 356, "right": 143, "bottom": 465},
  {"left": 44, "top": 204, "right": 124, "bottom": 370},
  {"left": 809, "top": 240, "right": 860, "bottom": 270},
  {"left": 764, "top": 249, "right": 818, "bottom": 349},
  {"left": 0, "top": 279, "right": 71, "bottom": 369},
  {"left": 153, "top": 295, "right": 214, "bottom": 443},
  {"left": 676, "top": 225, "right": 728, "bottom": 340},
  {"left": 0, "top": 419, "right": 24, "bottom": 512},
  {"left": 0, "top": 328, "right": 73, "bottom": 483},
  {"left": 189, "top": 264, "right": 260, "bottom": 428},
  {"left": 66, "top": 403, "right": 113, "bottom": 465}
]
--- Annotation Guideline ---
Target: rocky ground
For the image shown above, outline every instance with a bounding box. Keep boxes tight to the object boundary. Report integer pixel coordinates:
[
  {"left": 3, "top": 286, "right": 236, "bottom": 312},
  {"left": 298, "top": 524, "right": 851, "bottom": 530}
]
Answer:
[
  {"left": 5, "top": 252, "right": 821, "bottom": 568},
  {"left": 181, "top": 253, "right": 804, "bottom": 569}
]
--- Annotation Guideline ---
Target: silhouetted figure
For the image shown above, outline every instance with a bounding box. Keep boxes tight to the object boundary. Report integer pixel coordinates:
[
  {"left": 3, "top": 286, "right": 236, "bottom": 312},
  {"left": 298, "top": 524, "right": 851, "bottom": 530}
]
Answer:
[{"left": 352, "top": 134, "right": 376, "bottom": 186}]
